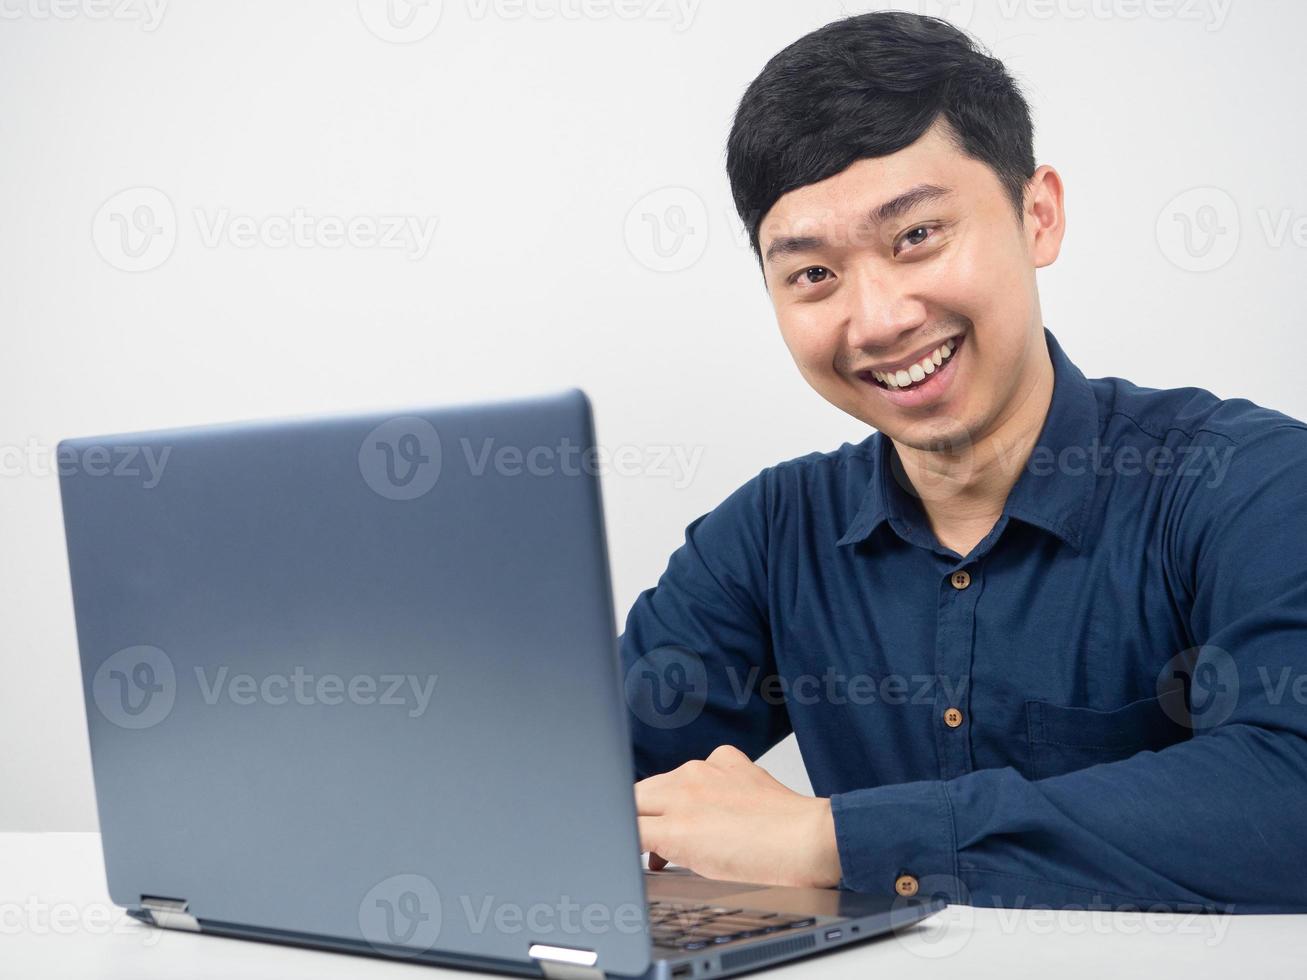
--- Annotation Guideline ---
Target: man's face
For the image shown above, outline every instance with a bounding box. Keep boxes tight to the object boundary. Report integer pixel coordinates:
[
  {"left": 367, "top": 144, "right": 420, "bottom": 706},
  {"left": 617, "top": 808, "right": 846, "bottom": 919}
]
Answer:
[{"left": 758, "top": 118, "right": 1053, "bottom": 453}]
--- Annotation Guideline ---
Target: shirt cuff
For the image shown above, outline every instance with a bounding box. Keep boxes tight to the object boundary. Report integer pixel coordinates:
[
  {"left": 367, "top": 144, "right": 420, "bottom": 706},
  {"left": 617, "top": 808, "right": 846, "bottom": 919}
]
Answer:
[{"left": 829, "top": 778, "right": 959, "bottom": 897}]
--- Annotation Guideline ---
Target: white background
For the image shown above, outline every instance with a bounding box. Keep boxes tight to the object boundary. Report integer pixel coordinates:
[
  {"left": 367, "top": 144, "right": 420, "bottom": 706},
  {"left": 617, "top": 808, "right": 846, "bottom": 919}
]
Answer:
[{"left": 2, "top": 0, "right": 1302, "bottom": 831}]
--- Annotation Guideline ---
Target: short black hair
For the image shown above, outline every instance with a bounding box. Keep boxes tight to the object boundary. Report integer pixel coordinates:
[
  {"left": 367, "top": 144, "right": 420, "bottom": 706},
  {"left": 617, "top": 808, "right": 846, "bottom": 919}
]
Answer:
[{"left": 726, "top": 11, "right": 1036, "bottom": 266}]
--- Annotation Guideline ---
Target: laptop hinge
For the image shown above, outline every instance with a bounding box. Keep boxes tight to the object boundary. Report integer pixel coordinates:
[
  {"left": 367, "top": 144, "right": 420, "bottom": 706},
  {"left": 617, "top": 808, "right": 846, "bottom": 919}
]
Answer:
[
  {"left": 528, "top": 943, "right": 603, "bottom": 980},
  {"left": 140, "top": 896, "right": 200, "bottom": 932}
]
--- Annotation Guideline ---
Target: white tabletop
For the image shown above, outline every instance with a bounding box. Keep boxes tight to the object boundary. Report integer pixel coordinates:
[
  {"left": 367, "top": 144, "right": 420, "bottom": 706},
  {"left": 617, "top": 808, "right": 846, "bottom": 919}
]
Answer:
[{"left": 4, "top": 833, "right": 1301, "bottom": 979}]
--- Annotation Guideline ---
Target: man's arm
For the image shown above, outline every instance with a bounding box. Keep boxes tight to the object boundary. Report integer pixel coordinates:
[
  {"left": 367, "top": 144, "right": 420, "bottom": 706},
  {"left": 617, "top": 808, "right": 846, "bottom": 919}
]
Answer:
[
  {"left": 618, "top": 469, "right": 792, "bottom": 782},
  {"left": 827, "top": 421, "right": 1307, "bottom": 911}
]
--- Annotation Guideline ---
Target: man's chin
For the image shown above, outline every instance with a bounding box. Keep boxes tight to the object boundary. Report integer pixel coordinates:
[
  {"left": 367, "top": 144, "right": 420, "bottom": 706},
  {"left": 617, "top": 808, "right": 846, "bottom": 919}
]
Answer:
[
  {"left": 812, "top": 381, "right": 975, "bottom": 452},
  {"left": 858, "top": 402, "right": 979, "bottom": 459},
  {"left": 890, "top": 422, "right": 975, "bottom": 455}
]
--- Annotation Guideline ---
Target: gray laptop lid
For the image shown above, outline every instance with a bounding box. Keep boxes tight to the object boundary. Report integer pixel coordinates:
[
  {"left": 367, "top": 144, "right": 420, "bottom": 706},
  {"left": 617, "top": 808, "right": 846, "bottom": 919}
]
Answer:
[{"left": 59, "top": 389, "right": 651, "bottom": 977}]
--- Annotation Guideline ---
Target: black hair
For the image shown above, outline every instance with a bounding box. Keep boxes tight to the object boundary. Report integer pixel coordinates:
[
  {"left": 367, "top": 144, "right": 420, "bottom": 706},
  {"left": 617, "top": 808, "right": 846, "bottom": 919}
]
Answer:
[{"left": 725, "top": 11, "right": 1036, "bottom": 266}]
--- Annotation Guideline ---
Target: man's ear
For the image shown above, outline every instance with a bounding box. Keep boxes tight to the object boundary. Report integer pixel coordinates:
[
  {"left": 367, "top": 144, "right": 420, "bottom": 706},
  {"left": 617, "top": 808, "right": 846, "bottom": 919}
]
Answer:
[{"left": 1025, "top": 164, "right": 1066, "bottom": 269}]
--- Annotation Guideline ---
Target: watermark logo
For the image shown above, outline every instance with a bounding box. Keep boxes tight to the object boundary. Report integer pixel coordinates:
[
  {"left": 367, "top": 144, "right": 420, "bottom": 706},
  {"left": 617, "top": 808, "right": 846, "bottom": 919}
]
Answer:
[
  {"left": 359, "top": 874, "right": 443, "bottom": 953},
  {"left": 92, "top": 187, "right": 177, "bottom": 272},
  {"left": 93, "top": 187, "right": 439, "bottom": 270},
  {"left": 360, "top": 426, "right": 702, "bottom": 495},
  {"left": 357, "top": 0, "right": 443, "bottom": 42},
  {"left": 1156, "top": 644, "right": 1239, "bottom": 730},
  {"left": 359, "top": 417, "right": 443, "bottom": 500},
  {"left": 624, "top": 645, "right": 707, "bottom": 729},
  {"left": 884, "top": 409, "right": 979, "bottom": 506},
  {"left": 91, "top": 645, "right": 176, "bottom": 730},
  {"left": 1156, "top": 186, "right": 1240, "bottom": 272},
  {"left": 624, "top": 186, "right": 709, "bottom": 273}
]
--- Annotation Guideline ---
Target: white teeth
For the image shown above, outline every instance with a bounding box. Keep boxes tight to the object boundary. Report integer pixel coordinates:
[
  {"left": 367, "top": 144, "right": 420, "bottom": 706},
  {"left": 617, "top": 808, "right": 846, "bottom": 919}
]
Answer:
[{"left": 870, "top": 337, "right": 959, "bottom": 390}]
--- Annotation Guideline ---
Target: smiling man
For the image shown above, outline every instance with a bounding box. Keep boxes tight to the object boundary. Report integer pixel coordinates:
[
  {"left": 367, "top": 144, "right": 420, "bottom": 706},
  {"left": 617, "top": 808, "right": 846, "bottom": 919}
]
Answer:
[{"left": 620, "top": 11, "right": 1307, "bottom": 912}]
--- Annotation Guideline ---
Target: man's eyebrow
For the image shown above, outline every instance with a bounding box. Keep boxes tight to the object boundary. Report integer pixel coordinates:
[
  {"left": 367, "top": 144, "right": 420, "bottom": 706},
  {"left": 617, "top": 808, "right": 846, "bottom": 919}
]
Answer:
[{"left": 762, "top": 183, "right": 954, "bottom": 266}]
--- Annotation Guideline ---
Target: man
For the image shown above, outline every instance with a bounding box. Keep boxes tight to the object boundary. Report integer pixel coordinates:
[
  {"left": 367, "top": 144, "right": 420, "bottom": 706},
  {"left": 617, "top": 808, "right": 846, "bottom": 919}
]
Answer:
[{"left": 620, "top": 11, "right": 1307, "bottom": 913}]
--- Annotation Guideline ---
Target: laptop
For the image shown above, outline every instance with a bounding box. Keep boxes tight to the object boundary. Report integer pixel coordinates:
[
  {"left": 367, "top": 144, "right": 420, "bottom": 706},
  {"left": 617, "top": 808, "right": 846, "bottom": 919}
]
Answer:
[{"left": 58, "top": 389, "right": 943, "bottom": 979}]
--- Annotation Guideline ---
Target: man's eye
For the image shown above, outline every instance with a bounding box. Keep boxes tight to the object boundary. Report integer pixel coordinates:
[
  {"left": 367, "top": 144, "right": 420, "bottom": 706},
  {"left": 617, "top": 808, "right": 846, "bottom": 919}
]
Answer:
[
  {"left": 791, "top": 266, "right": 832, "bottom": 286},
  {"left": 897, "top": 225, "right": 936, "bottom": 252}
]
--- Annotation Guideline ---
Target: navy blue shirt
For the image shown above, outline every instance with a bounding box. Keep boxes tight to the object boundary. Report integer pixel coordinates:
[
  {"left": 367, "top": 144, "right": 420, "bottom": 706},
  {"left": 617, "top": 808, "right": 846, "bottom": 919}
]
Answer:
[{"left": 619, "top": 327, "right": 1307, "bottom": 913}]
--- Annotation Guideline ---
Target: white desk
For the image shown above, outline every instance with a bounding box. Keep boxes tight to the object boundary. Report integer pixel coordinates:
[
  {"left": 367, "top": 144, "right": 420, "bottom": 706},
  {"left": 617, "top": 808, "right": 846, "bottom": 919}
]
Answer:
[{"left": 4, "top": 834, "right": 1300, "bottom": 979}]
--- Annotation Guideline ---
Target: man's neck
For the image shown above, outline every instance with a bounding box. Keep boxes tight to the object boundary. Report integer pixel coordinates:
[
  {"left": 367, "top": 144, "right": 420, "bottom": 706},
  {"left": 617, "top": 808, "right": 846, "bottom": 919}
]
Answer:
[{"left": 892, "top": 340, "right": 1056, "bottom": 553}]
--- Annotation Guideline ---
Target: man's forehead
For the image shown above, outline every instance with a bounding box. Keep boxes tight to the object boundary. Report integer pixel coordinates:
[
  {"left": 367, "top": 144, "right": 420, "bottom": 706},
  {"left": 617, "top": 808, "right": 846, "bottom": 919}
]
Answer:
[
  {"left": 758, "top": 119, "right": 969, "bottom": 250},
  {"left": 760, "top": 176, "right": 957, "bottom": 263}
]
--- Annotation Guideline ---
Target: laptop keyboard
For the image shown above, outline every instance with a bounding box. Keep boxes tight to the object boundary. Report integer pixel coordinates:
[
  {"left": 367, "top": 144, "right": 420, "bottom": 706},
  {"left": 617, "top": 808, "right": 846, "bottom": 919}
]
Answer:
[{"left": 647, "top": 900, "right": 818, "bottom": 950}]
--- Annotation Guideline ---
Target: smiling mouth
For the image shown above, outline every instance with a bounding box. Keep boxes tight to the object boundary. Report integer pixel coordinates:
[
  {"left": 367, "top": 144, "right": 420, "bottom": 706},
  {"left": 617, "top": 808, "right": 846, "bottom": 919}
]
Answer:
[{"left": 858, "top": 334, "right": 962, "bottom": 392}]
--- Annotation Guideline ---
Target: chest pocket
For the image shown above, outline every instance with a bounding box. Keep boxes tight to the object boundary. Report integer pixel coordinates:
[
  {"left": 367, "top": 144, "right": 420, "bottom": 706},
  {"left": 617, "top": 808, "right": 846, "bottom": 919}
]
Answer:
[{"left": 1025, "top": 693, "right": 1190, "bottom": 780}]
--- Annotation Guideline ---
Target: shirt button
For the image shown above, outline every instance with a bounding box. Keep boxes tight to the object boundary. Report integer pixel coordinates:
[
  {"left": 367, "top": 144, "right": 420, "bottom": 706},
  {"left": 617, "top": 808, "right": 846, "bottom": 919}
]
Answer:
[
  {"left": 944, "top": 707, "right": 964, "bottom": 728},
  {"left": 895, "top": 874, "right": 920, "bottom": 897},
  {"left": 950, "top": 569, "right": 971, "bottom": 590}
]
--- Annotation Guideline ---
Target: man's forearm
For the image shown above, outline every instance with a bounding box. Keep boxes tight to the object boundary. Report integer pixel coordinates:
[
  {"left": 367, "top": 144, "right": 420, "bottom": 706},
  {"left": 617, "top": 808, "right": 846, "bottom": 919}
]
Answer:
[{"left": 829, "top": 727, "right": 1307, "bottom": 911}]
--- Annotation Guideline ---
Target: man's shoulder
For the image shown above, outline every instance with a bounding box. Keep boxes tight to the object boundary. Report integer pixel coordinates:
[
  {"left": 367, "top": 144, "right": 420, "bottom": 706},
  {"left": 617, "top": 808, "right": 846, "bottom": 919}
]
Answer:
[
  {"left": 760, "top": 434, "right": 880, "bottom": 486},
  {"left": 706, "top": 436, "right": 879, "bottom": 530},
  {"left": 1089, "top": 372, "right": 1307, "bottom": 448}
]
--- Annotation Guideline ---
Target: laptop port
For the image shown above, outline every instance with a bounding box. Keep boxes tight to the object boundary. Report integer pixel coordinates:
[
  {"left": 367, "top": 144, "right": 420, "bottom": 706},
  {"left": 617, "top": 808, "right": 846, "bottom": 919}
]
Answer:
[
  {"left": 672, "top": 965, "right": 693, "bottom": 978},
  {"left": 824, "top": 928, "right": 842, "bottom": 941}
]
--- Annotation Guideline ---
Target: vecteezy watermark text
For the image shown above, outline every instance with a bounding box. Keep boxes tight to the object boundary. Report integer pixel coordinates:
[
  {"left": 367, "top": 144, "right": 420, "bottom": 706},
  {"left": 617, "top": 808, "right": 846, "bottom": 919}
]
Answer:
[
  {"left": 1025, "top": 439, "right": 1235, "bottom": 488},
  {"left": 360, "top": 417, "right": 706, "bottom": 501},
  {"left": 92, "top": 645, "right": 441, "bottom": 729},
  {"left": 194, "top": 666, "right": 438, "bottom": 718},
  {"left": 192, "top": 208, "right": 438, "bottom": 260},
  {"left": 459, "top": 436, "right": 703, "bottom": 488},
  {"left": 2, "top": 439, "right": 171, "bottom": 489},
  {"left": 356, "top": 0, "right": 702, "bottom": 44},
  {"left": 358, "top": 875, "right": 644, "bottom": 955},
  {"left": 0, "top": 0, "right": 167, "bottom": 30},
  {"left": 92, "top": 186, "right": 440, "bottom": 272},
  {"left": 0, "top": 897, "right": 163, "bottom": 943}
]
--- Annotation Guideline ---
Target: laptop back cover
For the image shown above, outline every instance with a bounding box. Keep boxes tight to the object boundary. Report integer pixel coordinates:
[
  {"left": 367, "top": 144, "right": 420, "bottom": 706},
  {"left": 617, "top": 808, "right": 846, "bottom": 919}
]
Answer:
[{"left": 58, "top": 389, "right": 650, "bottom": 976}]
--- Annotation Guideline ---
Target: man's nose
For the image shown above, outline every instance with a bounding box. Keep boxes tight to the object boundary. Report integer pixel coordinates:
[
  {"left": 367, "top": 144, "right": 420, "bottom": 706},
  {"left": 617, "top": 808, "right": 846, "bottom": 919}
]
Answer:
[{"left": 840, "top": 268, "right": 929, "bottom": 355}]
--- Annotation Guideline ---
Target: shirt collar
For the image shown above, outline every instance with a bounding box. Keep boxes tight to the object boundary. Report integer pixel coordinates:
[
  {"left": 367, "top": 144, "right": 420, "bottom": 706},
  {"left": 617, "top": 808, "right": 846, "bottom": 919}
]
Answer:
[{"left": 836, "top": 326, "right": 1100, "bottom": 553}]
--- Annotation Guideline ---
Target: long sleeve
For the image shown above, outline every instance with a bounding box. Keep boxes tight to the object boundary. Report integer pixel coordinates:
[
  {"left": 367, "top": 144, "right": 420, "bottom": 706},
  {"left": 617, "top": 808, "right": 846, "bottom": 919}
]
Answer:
[
  {"left": 830, "top": 422, "right": 1307, "bottom": 912},
  {"left": 618, "top": 470, "right": 792, "bottom": 782}
]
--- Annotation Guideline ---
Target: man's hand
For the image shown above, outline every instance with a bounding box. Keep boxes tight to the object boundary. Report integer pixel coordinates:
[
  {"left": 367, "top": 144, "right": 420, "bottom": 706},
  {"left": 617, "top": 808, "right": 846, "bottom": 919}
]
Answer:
[{"left": 635, "top": 744, "right": 842, "bottom": 889}]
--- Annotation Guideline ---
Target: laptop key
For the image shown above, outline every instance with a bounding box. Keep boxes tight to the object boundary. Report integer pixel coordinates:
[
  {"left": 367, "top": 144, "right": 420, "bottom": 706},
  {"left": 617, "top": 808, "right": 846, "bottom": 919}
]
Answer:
[
  {"left": 713, "top": 926, "right": 769, "bottom": 939},
  {"left": 706, "top": 918, "right": 780, "bottom": 935},
  {"left": 680, "top": 932, "right": 741, "bottom": 946},
  {"left": 672, "top": 936, "right": 712, "bottom": 950},
  {"left": 649, "top": 900, "right": 804, "bottom": 946}
]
